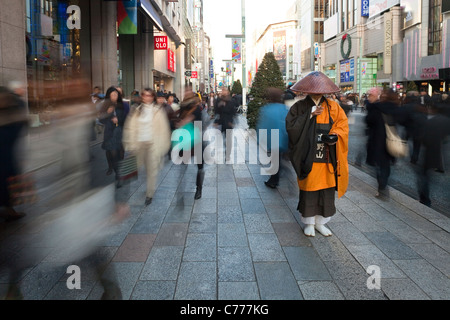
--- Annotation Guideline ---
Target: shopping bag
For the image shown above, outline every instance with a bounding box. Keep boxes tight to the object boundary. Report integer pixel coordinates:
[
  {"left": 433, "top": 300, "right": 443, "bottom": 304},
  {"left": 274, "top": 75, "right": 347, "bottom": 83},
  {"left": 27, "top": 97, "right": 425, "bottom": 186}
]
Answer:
[{"left": 117, "top": 155, "right": 138, "bottom": 183}]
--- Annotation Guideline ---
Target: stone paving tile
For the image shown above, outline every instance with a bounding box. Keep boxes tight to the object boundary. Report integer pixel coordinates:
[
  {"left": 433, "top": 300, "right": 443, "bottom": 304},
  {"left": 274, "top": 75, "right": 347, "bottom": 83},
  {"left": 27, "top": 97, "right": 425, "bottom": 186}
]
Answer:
[
  {"left": 44, "top": 280, "right": 96, "bottom": 300},
  {"left": 218, "top": 282, "right": 260, "bottom": 300},
  {"left": 380, "top": 279, "right": 430, "bottom": 300},
  {"left": 218, "top": 223, "right": 247, "bottom": 247},
  {"left": 324, "top": 260, "right": 387, "bottom": 300},
  {"left": 358, "top": 202, "right": 399, "bottom": 221},
  {"left": 393, "top": 259, "right": 450, "bottom": 300},
  {"left": 164, "top": 205, "right": 193, "bottom": 223},
  {"left": 217, "top": 205, "right": 243, "bottom": 223},
  {"left": 189, "top": 212, "right": 217, "bottom": 233},
  {"left": 240, "top": 198, "right": 266, "bottom": 214},
  {"left": 284, "top": 247, "right": 332, "bottom": 281},
  {"left": 423, "top": 230, "right": 450, "bottom": 252},
  {"left": 140, "top": 246, "right": 183, "bottom": 281},
  {"left": 272, "top": 222, "right": 311, "bottom": 247},
  {"left": 218, "top": 247, "right": 255, "bottom": 282},
  {"left": 376, "top": 219, "right": 433, "bottom": 244},
  {"left": 309, "top": 236, "right": 355, "bottom": 262},
  {"left": 183, "top": 233, "right": 216, "bottom": 262},
  {"left": 112, "top": 234, "right": 156, "bottom": 262},
  {"left": 129, "top": 207, "right": 166, "bottom": 234},
  {"left": 298, "top": 281, "right": 345, "bottom": 300},
  {"left": 192, "top": 198, "right": 217, "bottom": 214},
  {"left": 339, "top": 210, "right": 386, "bottom": 233},
  {"left": 254, "top": 262, "right": 303, "bottom": 300},
  {"left": 248, "top": 233, "right": 286, "bottom": 262},
  {"left": 327, "top": 221, "right": 372, "bottom": 246},
  {"left": 171, "top": 193, "right": 196, "bottom": 207},
  {"left": 407, "top": 243, "right": 450, "bottom": 277},
  {"left": 238, "top": 186, "right": 260, "bottom": 199},
  {"left": 87, "top": 262, "right": 144, "bottom": 300},
  {"left": 363, "top": 232, "right": 422, "bottom": 260},
  {"left": 243, "top": 214, "right": 274, "bottom": 233},
  {"left": 19, "top": 262, "right": 67, "bottom": 300},
  {"left": 264, "top": 205, "right": 296, "bottom": 223},
  {"left": 131, "top": 280, "right": 176, "bottom": 300},
  {"left": 174, "top": 261, "right": 217, "bottom": 300},
  {"left": 345, "top": 244, "right": 406, "bottom": 279},
  {"left": 153, "top": 223, "right": 188, "bottom": 246}
]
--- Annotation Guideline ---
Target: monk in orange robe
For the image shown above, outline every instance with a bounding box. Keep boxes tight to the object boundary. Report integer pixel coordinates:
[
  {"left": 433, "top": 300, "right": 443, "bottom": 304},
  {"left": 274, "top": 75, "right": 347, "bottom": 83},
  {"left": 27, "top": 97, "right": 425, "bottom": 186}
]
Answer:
[{"left": 286, "top": 72, "right": 349, "bottom": 237}]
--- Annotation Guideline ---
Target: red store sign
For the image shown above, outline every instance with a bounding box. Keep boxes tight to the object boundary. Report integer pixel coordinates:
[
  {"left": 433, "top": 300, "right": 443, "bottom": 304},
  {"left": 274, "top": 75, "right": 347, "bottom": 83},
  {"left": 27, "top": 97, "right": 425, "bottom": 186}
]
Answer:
[
  {"left": 191, "top": 71, "right": 198, "bottom": 79},
  {"left": 167, "top": 48, "right": 175, "bottom": 73},
  {"left": 154, "top": 36, "right": 168, "bottom": 50},
  {"left": 421, "top": 66, "right": 439, "bottom": 79}
]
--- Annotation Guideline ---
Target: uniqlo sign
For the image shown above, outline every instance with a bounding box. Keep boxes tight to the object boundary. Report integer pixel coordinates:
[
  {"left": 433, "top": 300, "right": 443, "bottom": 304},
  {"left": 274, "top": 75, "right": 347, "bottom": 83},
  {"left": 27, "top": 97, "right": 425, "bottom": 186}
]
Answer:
[
  {"left": 167, "top": 48, "right": 175, "bottom": 72},
  {"left": 154, "top": 36, "right": 168, "bottom": 50},
  {"left": 191, "top": 71, "right": 198, "bottom": 78}
]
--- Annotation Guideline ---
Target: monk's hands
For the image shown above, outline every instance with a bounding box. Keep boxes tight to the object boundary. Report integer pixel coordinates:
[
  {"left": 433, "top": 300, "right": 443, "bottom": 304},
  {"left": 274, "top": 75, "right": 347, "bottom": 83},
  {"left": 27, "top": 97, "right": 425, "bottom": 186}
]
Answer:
[{"left": 311, "top": 106, "right": 324, "bottom": 117}]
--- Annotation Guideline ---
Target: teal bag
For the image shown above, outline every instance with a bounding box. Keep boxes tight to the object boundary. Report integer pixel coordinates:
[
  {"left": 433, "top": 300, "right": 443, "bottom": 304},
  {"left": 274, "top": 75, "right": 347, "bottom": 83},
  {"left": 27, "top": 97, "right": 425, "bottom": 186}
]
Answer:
[{"left": 172, "top": 122, "right": 201, "bottom": 151}]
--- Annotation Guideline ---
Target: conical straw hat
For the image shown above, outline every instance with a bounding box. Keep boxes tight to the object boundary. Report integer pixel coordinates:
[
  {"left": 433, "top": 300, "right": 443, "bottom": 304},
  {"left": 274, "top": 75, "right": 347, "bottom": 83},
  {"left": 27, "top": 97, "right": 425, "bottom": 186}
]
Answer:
[{"left": 290, "top": 71, "right": 340, "bottom": 94}]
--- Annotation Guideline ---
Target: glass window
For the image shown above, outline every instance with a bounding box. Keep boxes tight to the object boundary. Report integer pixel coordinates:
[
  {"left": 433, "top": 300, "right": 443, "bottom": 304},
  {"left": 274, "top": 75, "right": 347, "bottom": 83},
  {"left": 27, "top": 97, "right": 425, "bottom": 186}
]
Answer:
[{"left": 428, "top": 0, "right": 442, "bottom": 56}]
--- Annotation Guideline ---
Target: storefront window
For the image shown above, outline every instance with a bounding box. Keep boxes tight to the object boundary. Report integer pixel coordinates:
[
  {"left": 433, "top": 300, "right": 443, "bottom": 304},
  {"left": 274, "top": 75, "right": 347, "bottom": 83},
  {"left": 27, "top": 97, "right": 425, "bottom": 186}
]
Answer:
[{"left": 27, "top": 0, "right": 84, "bottom": 114}]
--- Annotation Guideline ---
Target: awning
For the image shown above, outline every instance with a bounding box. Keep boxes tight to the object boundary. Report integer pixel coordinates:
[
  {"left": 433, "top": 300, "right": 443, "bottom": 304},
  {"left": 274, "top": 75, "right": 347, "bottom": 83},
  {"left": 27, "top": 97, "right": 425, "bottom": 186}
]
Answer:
[{"left": 139, "top": 0, "right": 163, "bottom": 31}]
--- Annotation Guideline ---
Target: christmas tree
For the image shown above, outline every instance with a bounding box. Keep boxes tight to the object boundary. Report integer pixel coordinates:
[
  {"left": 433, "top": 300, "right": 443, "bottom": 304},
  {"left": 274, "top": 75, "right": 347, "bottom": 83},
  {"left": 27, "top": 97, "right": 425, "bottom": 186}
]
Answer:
[
  {"left": 246, "top": 52, "right": 285, "bottom": 129},
  {"left": 231, "top": 79, "right": 243, "bottom": 96}
]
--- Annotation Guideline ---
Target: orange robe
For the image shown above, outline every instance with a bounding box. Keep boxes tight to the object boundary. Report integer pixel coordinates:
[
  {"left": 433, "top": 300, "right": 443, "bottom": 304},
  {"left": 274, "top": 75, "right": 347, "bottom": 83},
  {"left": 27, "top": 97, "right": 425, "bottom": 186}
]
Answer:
[{"left": 297, "top": 99, "right": 349, "bottom": 198}]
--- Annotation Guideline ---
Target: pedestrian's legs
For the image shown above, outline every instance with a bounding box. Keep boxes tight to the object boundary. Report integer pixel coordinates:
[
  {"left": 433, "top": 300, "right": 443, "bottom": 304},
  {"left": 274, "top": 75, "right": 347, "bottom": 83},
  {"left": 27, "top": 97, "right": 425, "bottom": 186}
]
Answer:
[
  {"left": 144, "top": 143, "right": 159, "bottom": 201},
  {"left": 195, "top": 163, "right": 205, "bottom": 200},
  {"left": 376, "top": 162, "right": 390, "bottom": 195},
  {"left": 105, "top": 151, "right": 113, "bottom": 175}
]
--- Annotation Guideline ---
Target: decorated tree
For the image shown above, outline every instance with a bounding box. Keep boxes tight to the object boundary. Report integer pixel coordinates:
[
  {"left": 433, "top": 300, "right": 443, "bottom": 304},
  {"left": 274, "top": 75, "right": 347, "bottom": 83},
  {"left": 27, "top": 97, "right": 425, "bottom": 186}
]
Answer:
[
  {"left": 406, "top": 81, "right": 418, "bottom": 92},
  {"left": 246, "top": 52, "right": 285, "bottom": 129},
  {"left": 231, "top": 79, "right": 243, "bottom": 95}
]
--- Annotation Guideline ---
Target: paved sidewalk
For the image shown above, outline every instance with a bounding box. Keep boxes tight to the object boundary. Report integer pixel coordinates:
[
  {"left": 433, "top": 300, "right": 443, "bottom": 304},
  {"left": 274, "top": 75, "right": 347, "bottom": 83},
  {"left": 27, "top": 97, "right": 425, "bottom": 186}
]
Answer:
[{"left": 1, "top": 119, "right": 450, "bottom": 301}]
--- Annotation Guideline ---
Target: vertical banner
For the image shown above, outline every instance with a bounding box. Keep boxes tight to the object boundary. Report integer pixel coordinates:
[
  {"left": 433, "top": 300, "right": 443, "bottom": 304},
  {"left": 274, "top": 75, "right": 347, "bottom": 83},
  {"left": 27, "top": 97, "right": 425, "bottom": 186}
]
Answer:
[
  {"left": 232, "top": 38, "right": 242, "bottom": 63},
  {"left": 384, "top": 11, "right": 392, "bottom": 74},
  {"left": 273, "top": 30, "right": 286, "bottom": 75},
  {"left": 226, "top": 62, "right": 232, "bottom": 75},
  {"left": 185, "top": 39, "right": 192, "bottom": 70},
  {"left": 118, "top": 0, "right": 137, "bottom": 34},
  {"left": 168, "top": 48, "right": 175, "bottom": 72}
]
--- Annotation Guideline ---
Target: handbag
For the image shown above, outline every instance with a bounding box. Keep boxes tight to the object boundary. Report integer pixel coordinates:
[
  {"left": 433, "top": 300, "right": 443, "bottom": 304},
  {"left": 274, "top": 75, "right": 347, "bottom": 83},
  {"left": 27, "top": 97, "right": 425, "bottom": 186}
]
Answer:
[
  {"left": 117, "top": 155, "right": 138, "bottom": 183},
  {"left": 7, "top": 173, "right": 38, "bottom": 206},
  {"left": 382, "top": 114, "right": 409, "bottom": 158}
]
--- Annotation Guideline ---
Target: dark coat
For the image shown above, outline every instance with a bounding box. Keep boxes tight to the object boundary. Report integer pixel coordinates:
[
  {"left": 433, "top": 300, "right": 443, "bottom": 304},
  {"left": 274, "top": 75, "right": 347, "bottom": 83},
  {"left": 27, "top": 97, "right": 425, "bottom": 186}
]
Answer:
[
  {"left": 285, "top": 96, "right": 319, "bottom": 180},
  {"left": 0, "top": 92, "right": 28, "bottom": 207},
  {"left": 365, "top": 101, "right": 397, "bottom": 166},
  {"left": 99, "top": 101, "right": 127, "bottom": 151},
  {"left": 214, "top": 97, "right": 237, "bottom": 132}
]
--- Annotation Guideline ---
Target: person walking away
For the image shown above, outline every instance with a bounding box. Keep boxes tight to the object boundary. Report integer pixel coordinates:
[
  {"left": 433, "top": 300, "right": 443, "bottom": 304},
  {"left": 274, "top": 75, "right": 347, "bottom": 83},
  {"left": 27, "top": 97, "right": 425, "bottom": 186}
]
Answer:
[
  {"left": 286, "top": 71, "right": 349, "bottom": 237},
  {"left": 214, "top": 88, "right": 238, "bottom": 162},
  {"left": 122, "top": 88, "right": 171, "bottom": 206},
  {"left": 257, "top": 87, "right": 289, "bottom": 189},
  {"left": 175, "top": 91, "right": 206, "bottom": 199},
  {"left": 365, "top": 88, "right": 398, "bottom": 198},
  {"left": 99, "top": 87, "right": 127, "bottom": 185}
]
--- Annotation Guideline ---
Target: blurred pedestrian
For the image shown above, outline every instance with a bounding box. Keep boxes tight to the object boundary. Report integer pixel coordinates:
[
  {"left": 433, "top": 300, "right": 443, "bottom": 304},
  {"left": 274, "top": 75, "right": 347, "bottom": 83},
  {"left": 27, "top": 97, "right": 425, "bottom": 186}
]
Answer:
[
  {"left": 286, "top": 71, "right": 349, "bottom": 237},
  {"left": 122, "top": 88, "right": 171, "bottom": 206},
  {"left": 416, "top": 98, "right": 450, "bottom": 206},
  {"left": 99, "top": 87, "right": 127, "bottom": 185},
  {"left": 175, "top": 91, "right": 206, "bottom": 199},
  {"left": 257, "top": 87, "right": 289, "bottom": 189},
  {"left": 214, "top": 88, "right": 238, "bottom": 162},
  {"left": 0, "top": 86, "right": 28, "bottom": 222},
  {"left": 365, "top": 88, "right": 398, "bottom": 198}
]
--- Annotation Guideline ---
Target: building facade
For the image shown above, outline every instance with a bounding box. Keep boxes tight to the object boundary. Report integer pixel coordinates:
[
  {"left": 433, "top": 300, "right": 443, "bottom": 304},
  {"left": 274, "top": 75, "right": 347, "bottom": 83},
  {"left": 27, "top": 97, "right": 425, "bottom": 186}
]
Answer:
[{"left": 0, "top": 0, "right": 210, "bottom": 119}]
